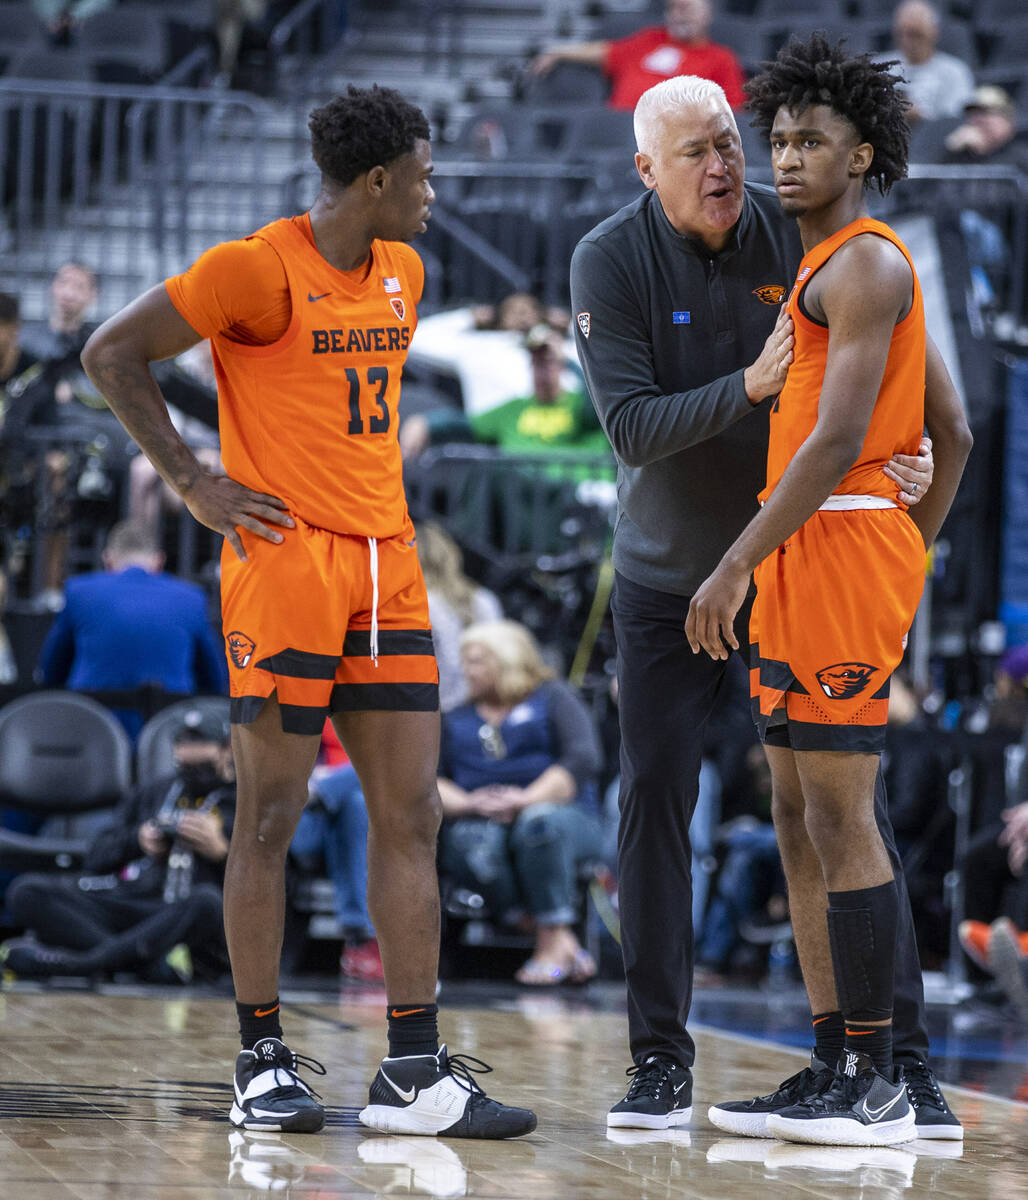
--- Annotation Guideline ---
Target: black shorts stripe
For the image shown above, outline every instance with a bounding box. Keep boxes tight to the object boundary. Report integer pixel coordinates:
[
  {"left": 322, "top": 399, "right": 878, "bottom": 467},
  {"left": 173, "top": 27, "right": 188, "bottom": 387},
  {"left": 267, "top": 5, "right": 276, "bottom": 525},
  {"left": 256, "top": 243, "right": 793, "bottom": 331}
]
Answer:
[
  {"left": 342, "top": 629, "right": 435, "bottom": 658},
  {"left": 279, "top": 703, "right": 332, "bottom": 736},
  {"left": 760, "top": 718, "right": 886, "bottom": 754},
  {"left": 254, "top": 648, "right": 339, "bottom": 680},
  {"left": 231, "top": 695, "right": 269, "bottom": 725},
  {"left": 753, "top": 651, "right": 810, "bottom": 695},
  {"left": 329, "top": 681, "right": 439, "bottom": 712},
  {"left": 870, "top": 677, "right": 892, "bottom": 701}
]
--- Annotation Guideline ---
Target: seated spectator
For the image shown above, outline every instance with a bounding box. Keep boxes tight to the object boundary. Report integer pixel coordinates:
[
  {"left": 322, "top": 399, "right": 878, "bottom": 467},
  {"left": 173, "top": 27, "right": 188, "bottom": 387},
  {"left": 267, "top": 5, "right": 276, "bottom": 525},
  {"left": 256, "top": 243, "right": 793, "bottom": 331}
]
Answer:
[
  {"left": 407, "top": 292, "right": 569, "bottom": 418},
  {"left": 0, "top": 291, "right": 43, "bottom": 677},
  {"left": 945, "top": 86, "right": 1028, "bottom": 171},
  {"left": 18, "top": 262, "right": 123, "bottom": 607},
  {"left": 436, "top": 620, "right": 605, "bottom": 986},
  {"left": 530, "top": 0, "right": 745, "bottom": 112},
  {"left": 127, "top": 341, "right": 222, "bottom": 543},
  {"left": 890, "top": 0, "right": 975, "bottom": 122},
  {"left": 38, "top": 520, "right": 228, "bottom": 738},
  {"left": 213, "top": 0, "right": 269, "bottom": 89},
  {"left": 0, "top": 707, "right": 235, "bottom": 982},
  {"left": 958, "top": 798, "right": 1028, "bottom": 981},
  {"left": 416, "top": 521, "right": 503, "bottom": 712},
  {"left": 403, "top": 326, "right": 613, "bottom": 555},
  {"left": 291, "top": 761, "right": 382, "bottom": 982},
  {"left": 30, "top": 0, "right": 113, "bottom": 45},
  {"left": 401, "top": 324, "right": 609, "bottom": 468}
]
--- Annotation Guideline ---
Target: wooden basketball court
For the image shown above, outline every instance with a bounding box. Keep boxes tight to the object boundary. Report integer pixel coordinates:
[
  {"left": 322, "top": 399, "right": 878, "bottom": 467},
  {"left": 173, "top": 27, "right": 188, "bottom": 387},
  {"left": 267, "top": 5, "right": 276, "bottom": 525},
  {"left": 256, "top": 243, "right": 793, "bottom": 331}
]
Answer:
[{"left": 0, "top": 985, "right": 1024, "bottom": 1198}]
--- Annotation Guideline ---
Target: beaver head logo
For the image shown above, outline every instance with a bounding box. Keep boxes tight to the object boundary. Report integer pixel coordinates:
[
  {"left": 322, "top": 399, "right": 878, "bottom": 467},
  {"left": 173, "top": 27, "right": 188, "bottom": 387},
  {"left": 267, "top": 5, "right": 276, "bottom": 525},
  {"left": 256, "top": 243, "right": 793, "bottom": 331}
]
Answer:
[
  {"left": 226, "top": 631, "right": 256, "bottom": 669},
  {"left": 815, "top": 662, "right": 879, "bottom": 700},
  {"left": 753, "top": 284, "right": 787, "bottom": 304}
]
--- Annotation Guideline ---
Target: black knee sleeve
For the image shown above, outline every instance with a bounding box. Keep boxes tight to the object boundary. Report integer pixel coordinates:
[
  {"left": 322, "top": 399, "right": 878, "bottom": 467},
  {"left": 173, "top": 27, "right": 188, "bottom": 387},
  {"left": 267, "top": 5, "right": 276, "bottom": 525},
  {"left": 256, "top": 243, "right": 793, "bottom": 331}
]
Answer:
[{"left": 826, "top": 881, "right": 898, "bottom": 1022}]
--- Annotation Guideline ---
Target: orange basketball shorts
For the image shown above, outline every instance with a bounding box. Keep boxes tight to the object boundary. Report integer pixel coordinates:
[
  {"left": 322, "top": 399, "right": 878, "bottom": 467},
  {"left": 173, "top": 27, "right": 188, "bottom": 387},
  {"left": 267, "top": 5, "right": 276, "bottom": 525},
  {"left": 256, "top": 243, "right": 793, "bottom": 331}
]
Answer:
[
  {"left": 221, "top": 514, "right": 438, "bottom": 734},
  {"left": 750, "top": 506, "right": 926, "bottom": 753}
]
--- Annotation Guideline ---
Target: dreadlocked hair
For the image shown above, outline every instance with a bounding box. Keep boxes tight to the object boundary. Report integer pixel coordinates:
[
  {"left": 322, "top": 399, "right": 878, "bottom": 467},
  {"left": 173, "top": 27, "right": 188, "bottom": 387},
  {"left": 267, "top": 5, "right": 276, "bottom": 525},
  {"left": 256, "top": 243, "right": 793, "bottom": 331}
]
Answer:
[
  {"left": 744, "top": 32, "right": 910, "bottom": 194},
  {"left": 308, "top": 85, "right": 430, "bottom": 188}
]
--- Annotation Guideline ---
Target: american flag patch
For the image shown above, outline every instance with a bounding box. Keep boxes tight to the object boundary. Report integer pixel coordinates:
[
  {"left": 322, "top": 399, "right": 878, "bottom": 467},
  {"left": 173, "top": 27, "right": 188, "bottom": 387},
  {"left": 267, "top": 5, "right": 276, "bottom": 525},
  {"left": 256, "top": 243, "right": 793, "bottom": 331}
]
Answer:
[{"left": 383, "top": 277, "right": 402, "bottom": 293}]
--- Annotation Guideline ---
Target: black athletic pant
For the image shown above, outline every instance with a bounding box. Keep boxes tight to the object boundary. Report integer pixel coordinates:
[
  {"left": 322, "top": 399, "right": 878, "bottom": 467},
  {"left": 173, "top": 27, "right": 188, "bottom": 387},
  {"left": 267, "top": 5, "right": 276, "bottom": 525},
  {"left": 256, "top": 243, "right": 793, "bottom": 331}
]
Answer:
[
  {"left": 963, "top": 822, "right": 1028, "bottom": 930},
  {"left": 612, "top": 572, "right": 930, "bottom": 1070},
  {"left": 7, "top": 873, "right": 227, "bottom": 976}
]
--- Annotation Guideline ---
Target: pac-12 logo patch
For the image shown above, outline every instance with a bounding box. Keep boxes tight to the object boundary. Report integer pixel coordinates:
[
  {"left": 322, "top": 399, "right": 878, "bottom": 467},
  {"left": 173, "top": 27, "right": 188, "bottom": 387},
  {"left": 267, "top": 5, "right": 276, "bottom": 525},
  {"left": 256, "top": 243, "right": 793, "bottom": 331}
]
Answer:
[
  {"left": 390, "top": 297, "right": 406, "bottom": 321},
  {"left": 753, "top": 284, "right": 787, "bottom": 304},
  {"left": 577, "top": 312, "right": 590, "bottom": 338},
  {"left": 226, "top": 631, "right": 256, "bottom": 669},
  {"left": 815, "top": 662, "right": 878, "bottom": 699}
]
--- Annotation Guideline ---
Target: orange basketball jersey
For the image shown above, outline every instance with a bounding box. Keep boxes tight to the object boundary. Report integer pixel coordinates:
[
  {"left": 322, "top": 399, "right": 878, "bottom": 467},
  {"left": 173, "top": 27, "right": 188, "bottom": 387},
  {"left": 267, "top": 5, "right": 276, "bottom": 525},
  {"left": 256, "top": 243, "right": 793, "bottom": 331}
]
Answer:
[
  {"left": 761, "top": 217, "right": 925, "bottom": 506},
  {"left": 168, "top": 215, "right": 422, "bottom": 538}
]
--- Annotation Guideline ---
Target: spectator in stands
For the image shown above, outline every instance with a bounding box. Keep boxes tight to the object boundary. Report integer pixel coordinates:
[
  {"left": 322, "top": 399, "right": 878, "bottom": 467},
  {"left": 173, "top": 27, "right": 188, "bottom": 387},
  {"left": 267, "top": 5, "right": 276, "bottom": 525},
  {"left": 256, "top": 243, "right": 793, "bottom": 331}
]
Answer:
[
  {"left": 0, "top": 706, "right": 235, "bottom": 982},
  {"left": 945, "top": 86, "right": 1028, "bottom": 171},
  {"left": 37, "top": 519, "right": 228, "bottom": 738},
  {"left": 213, "top": 0, "right": 269, "bottom": 89},
  {"left": 22, "top": 261, "right": 99, "bottom": 375},
  {"left": 128, "top": 342, "right": 222, "bottom": 540},
  {"left": 291, "top": 762, "right": 382, "bottom": 982},
  {"left": 19, "top": 262, "right": 111, "bottom": 608},
  {"left": 401, "top": 324, "right": 608, "bottom": 466},
  {"left": 30, "top": 0, "right": 113, "bottom": 44},
  {"left": 889, "top": 0, "right": 975, "bottom": 122},
  {"left": 0, "top": 291, "right": 43, "bottom": 674},
  {"left": 958, "top": 799, "right": 1028, "bottom": 979},
  {"left": 530, "top": 0, "right": 745, "bottom": 112},
  {"left": 436, "top": 620, "right": 605, "bottom": 985},
  {"left": 416, "top": 521, "right": 503, "bottom": 712}
]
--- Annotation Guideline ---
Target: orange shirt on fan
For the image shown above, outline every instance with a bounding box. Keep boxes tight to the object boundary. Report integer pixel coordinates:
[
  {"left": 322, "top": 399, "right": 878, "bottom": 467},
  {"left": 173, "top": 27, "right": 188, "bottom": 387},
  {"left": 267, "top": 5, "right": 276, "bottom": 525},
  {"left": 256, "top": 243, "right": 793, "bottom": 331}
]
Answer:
[{"left": 166, "top": 213, "right": 424, "bottom": 538}]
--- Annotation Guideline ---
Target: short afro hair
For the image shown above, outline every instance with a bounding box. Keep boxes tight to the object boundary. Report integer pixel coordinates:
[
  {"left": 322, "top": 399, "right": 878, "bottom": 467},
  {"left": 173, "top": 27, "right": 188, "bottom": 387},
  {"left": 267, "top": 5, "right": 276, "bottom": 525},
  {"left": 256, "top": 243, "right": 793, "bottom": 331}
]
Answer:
[
  {"left": 744, "top": 32, "right": 910, "bottom": 194},
  {"left": 308, "top": 85, "right": 430, "bottom": 188}
]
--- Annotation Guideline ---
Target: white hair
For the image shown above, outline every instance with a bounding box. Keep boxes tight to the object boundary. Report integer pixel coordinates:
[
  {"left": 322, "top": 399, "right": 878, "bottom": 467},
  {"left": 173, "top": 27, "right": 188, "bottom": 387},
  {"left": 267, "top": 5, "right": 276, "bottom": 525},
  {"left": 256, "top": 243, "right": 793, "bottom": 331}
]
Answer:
[{"left": 634, "top": 75, "right": 732, "bottom": 156}]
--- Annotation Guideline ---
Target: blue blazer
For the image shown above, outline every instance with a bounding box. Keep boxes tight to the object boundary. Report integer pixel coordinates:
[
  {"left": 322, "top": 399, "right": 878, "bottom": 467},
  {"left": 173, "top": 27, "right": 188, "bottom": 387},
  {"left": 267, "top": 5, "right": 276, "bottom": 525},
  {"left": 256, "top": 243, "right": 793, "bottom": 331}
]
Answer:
[{"left": 39, "top": 567, "right": 228, "bottom": 725}]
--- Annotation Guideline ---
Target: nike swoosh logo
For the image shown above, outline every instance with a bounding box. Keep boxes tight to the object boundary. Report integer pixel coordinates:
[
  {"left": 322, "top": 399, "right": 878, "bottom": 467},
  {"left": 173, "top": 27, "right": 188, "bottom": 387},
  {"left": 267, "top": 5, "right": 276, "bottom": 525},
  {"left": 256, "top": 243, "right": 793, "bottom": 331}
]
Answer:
[
  {"left": 390, "top": 1007, "right": 426, "bottom": 1018},
  {"left": 254, "top": 1006, "right": 279, "bottom": 1017},
  {"left": 673, "top": 1082, "right": 688, "bottom": 1097},
  {"left": 862, "top": 1088, "right": 906, "bottom": 1122},
  {"left": 251, "top": 1106, "right": 297, "bottom": 1119},
  {"left": 379, "top": 1068, "right": 417, "bottom": 1104},
  {"left": 307, "top": 291, "right": 331, "bottom": 302}
]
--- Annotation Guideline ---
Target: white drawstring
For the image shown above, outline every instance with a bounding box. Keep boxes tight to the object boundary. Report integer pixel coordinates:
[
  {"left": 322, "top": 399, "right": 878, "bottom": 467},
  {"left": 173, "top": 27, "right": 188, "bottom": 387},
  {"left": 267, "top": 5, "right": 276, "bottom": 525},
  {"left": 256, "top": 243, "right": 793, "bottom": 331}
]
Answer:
[{"left": 367, "top": 537, "right": 380, "bottom": 667}]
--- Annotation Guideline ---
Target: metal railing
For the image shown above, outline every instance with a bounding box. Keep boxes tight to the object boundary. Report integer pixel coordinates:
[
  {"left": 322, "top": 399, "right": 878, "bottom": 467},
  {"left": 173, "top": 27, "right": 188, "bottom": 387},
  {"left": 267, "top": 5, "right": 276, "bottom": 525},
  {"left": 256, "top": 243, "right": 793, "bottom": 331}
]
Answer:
[{"left": 0, "top": 78, "right": 271, "bottom": 281}]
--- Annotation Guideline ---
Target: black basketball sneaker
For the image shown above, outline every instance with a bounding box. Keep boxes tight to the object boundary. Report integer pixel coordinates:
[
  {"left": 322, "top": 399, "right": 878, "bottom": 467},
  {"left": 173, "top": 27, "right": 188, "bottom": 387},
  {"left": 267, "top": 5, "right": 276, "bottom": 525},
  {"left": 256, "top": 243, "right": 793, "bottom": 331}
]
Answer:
[
  {"left": 359, "top": 1045, "right": 536, "bottom": 1138},
  {"left": 708, "top": 1051, "right": 836, "bottom": 1137},
  {"left": 607, "top": 1056, "right": 693, "bottom": 1129},
  {"left": 229, "top": 1037, "right": 326, "bottom": 1133},
  {"left": 765, "top": 1050, "right": 915, "bottom": 1147}
]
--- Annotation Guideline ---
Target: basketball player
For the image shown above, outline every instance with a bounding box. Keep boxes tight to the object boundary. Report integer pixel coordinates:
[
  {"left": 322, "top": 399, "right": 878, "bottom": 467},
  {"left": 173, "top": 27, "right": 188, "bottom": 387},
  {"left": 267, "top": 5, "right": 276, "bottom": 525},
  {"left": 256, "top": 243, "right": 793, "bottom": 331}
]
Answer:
[
  {"left": 688, "top": 36, "right": 971, "bottom": 1145},
  {"left": 82, "top": 86, "right": 535, "bottom": 1140}
]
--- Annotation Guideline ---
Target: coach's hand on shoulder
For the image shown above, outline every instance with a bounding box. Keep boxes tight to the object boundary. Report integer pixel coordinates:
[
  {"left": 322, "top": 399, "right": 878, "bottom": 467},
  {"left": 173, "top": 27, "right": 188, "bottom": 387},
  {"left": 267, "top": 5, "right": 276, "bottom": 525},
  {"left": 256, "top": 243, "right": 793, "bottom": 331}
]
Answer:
[
  {"left": 181, "top": 471, "right": 294, "bottom": 562},
  {"left": 744, "top": 306, "right": 794, "bottom": 403},
  {"left": 885, "top": 434, "right": 933, "bottom": 506},
  {"left": 685, "top": 563, "right": 749, "bottom": 661}
]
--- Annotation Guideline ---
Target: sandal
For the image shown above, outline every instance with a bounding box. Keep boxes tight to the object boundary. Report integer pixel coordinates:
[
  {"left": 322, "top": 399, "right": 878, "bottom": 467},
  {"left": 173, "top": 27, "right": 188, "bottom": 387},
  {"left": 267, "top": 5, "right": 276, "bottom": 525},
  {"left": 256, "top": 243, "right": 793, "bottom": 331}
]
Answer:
[
  {"left": 515, "top": 948, "right": 598, "bottom": 987},
  {"left": 515, "top": 958, "right": 571, "bottom": 986},
  {"left": 568, "top": 947, "right": 598, "bottom": 984}
]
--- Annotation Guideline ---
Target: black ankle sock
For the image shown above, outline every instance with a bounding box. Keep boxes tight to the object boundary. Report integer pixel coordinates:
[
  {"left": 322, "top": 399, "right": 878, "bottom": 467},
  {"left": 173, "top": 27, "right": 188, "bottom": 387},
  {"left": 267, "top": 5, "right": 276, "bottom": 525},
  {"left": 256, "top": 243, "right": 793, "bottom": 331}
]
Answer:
[
  {"left": 237, "top": 999, "right": 283, "bottom": 1050},
  {"left": 844, "top": 1020, "right": 893, "bottom": 1075},
  {"left": 811, "top": 1010, "right": 845, "bottom": 1066},
  {"left": 386, "top": 1003, "right": 439, "bottom": 1059}
]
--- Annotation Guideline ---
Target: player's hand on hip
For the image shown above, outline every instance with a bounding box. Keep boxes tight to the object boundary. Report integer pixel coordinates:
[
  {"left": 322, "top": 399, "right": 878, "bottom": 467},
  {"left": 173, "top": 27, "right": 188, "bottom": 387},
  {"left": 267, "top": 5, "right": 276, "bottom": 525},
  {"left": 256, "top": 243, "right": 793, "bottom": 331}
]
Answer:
[
  {"left": 885, "top": 434, "right": 933, "bottom": 506},
  {"left": 743, "top": 306, "right": 794, "bottom": 403},
  {"left": 685, "top": 564, "right": 748, "bottom": 660},
  {"left": 181, "top": 472, "right": 294, "bottom": 561}
]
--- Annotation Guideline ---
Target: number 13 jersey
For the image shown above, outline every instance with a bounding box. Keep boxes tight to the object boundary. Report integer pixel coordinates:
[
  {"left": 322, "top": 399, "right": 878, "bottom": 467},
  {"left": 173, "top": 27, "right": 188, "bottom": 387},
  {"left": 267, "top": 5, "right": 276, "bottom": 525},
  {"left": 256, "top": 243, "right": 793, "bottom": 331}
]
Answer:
[{"left": 166, "top": 213, "right": 423, "bottom": 538}]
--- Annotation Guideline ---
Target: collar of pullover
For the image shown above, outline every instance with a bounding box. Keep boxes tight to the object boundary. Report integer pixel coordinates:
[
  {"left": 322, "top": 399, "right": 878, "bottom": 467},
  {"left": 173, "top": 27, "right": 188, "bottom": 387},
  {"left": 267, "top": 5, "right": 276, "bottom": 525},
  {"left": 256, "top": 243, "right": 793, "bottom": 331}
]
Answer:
[{"left": 649, "top": 188, "right": 752, "bottom": 260}]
